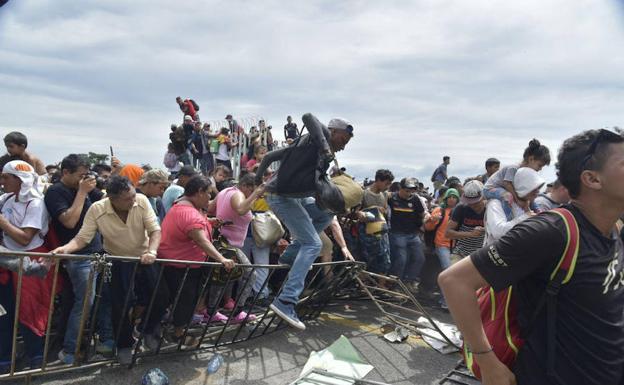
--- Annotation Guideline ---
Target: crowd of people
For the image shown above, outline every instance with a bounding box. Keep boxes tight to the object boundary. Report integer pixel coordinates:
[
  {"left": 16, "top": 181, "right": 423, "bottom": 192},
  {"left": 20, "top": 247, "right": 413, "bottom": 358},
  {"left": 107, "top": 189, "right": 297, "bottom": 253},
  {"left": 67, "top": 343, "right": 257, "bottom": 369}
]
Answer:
[{"left": 0, "top": 100, "right": 623, "bottom": 385}]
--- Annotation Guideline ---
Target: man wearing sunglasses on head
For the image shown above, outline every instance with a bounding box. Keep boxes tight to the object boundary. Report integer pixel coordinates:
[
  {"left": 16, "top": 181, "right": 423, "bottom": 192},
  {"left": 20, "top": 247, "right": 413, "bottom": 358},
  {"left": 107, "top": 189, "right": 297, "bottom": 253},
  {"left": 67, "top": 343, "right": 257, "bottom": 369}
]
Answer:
[{"left": 439, "top": 128, "right": 624, "bottom": 385}]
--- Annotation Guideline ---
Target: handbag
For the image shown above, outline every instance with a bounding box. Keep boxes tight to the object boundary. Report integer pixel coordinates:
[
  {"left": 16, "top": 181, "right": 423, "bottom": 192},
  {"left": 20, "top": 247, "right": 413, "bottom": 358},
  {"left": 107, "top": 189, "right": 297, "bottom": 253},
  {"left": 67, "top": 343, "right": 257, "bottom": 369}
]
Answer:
[
  {"left": 316, "top": 160, "right": 364, "bottom": 214},
  {"left": 251, "top": 211, "right": 285, "bottom": 247},
  {"left": 209, "top": 235, "right": 243, "bottom": 285}
]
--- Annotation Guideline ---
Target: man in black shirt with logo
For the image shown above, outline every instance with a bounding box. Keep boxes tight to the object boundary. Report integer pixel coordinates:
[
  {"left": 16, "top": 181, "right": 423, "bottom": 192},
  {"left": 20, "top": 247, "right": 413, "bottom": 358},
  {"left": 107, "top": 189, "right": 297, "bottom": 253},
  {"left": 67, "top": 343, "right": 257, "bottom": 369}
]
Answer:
[
  {"left": 388, "top": 177, "right": 427, "bottom": 292},
  {"left": 439, "top": 129, "right": 624, "bottom": 385}
]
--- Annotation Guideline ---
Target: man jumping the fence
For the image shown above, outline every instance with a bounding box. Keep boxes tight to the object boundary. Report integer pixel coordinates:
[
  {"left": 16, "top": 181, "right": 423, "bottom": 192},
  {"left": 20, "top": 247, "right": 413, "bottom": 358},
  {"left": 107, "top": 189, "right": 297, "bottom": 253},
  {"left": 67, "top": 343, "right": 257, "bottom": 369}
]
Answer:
[{"left": 255, "top": 113, "right": 354, "bottom": 331}]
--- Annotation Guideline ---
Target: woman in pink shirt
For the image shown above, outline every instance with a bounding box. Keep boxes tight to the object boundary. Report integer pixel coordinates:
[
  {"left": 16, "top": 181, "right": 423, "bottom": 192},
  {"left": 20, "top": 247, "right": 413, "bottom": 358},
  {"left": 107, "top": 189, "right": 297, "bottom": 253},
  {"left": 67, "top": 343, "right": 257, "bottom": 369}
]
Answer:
[
  {"left": 209, "top": 173, "right": 265, "bottom": 323},
  {"left": 154, "top": 176, "right": 234, "bottom": 344}
]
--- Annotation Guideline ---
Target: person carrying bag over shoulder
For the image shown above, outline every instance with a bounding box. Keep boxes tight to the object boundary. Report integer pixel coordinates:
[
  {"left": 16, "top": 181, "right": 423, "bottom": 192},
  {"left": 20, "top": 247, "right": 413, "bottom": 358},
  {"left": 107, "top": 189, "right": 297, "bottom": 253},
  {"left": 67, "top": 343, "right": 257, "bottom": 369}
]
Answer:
[{"left": 253, "top": 113, "right": 356, "bottom": 331}]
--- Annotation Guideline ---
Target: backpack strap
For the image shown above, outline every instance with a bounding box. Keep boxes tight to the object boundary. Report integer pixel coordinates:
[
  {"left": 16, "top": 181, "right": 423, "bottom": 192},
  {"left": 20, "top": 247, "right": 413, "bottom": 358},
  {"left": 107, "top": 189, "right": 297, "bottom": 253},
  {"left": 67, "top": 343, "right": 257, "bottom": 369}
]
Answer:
[{"left": 544, "top": 208, "right": 579, "bottom": 380}]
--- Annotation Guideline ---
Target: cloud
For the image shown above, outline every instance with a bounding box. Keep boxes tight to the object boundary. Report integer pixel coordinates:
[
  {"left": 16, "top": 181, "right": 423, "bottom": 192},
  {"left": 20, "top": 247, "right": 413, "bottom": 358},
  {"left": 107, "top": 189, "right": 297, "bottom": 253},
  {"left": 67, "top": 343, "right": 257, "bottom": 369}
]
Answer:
[{"left": 0, "top": 0, "right": 623, "bottom": 187}]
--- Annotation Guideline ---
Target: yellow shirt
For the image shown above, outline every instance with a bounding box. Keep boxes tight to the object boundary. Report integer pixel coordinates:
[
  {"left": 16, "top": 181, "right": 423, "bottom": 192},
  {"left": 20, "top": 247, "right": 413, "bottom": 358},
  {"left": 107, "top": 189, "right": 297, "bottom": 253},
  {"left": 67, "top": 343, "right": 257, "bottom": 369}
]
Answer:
[
  {"left": 252, "top": 197, "right": 270, "bottom": 212},
  {"left": 76, "top": 194, "right": 161, "bottom": 257}
]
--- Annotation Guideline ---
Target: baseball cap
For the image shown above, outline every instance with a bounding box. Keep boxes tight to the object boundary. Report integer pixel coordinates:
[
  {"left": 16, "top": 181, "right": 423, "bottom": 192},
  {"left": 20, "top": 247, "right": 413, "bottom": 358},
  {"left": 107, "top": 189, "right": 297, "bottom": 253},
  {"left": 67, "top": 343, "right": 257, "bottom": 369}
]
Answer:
[
  {"left": 139, "top": 169, "right": 169, "bottom": 186},
  {"left": 461, "top": 180, "right": 484, "bottom": 204},
  {"left": 400, "top": 177, "right": 418, "bottom": 190},
  {"left": 178, "top": 165, "right": 199, "bottom": 177},
  {"left": 184, "top": 115, "right": 192, "bottom": 121},
  {"left": 328, "top": 118, "right": 354, "bottom": 136}
]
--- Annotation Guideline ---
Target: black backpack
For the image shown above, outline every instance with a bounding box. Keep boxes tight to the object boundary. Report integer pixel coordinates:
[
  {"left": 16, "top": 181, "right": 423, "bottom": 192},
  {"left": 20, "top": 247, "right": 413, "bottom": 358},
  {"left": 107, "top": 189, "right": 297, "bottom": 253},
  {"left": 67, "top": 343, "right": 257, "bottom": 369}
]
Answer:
[{"left": 190, "top": 99, "right": 200, "bottom": 111}]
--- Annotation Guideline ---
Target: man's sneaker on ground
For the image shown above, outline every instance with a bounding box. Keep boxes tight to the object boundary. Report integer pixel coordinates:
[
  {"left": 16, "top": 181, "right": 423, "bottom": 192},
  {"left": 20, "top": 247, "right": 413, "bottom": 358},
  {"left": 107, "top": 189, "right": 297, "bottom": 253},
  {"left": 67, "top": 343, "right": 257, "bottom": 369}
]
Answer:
[
  {"left": 269, "top": 300, "right": 305, "bottom": 331},
  {"left": 230, "top": 311, "right": 257, "bottom": 324},
  {"left": 204, "top": 311, "right": 228, "bottom": 324},
  {"left": 58, "top": 350, "right": 74, "bottom": 365},
  {"left": 95, "top": 339, "right": 115, "bottom": 355},
  {"left": 116, "top": 347, "right": 133, "bottom": 365},
  {"left": 223, "top": 298, "right": 235, "bottom": 311}
]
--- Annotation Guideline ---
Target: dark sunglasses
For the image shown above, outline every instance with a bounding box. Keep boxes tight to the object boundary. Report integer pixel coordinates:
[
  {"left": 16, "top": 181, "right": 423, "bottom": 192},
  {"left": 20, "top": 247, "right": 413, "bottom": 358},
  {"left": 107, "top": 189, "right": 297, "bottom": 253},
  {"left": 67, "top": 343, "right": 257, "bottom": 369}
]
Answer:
[{"left": 580, "top": 129, "right": 622, "bottom": 171}]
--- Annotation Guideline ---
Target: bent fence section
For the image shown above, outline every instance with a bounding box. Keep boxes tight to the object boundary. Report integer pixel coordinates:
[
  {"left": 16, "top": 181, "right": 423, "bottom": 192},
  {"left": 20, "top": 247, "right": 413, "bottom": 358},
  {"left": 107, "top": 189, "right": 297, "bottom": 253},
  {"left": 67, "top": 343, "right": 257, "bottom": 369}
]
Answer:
[{"left": 0, "top": 250, "right": 364, "bottom": 382}]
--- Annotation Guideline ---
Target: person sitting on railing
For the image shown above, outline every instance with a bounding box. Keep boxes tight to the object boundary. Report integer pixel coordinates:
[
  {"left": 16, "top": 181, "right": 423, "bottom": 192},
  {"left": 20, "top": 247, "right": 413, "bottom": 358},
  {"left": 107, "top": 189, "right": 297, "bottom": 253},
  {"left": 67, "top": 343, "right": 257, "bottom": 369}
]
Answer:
[
  {"left": 52, "top": 175, "right": 162, "bottom": 365},
  {"left": 0, "top": 132, "right": 47, "bottom": 176},
  {"left": 214, "top": 127, "right": 236, "bottom": 171},
  {"left": 44, "top": 154, "right": 114, "bottom": 364},
  {"left": 0, "top": 160, "right": 55, "bottom": 372},
  {"left": 153, "top": 175, "right": 234, "bottom": 343},
  {"left": 206, "top": 173, "right": 264, "bottom": 324}
]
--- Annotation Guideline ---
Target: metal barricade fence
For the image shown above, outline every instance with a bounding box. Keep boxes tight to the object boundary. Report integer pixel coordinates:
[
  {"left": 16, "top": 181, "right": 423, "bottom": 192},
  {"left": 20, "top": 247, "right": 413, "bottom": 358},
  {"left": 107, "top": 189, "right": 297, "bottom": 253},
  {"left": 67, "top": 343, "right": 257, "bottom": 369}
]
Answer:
[{"left": 0, "top": 249, "right": 364, "bottom": 383}]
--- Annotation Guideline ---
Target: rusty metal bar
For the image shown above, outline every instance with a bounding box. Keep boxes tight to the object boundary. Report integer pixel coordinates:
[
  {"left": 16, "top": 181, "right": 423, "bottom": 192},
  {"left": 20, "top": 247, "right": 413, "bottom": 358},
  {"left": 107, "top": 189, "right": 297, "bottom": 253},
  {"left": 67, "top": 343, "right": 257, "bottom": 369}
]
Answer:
[{"left": 41, "top": 261, "right": 60, "bottom": 370}]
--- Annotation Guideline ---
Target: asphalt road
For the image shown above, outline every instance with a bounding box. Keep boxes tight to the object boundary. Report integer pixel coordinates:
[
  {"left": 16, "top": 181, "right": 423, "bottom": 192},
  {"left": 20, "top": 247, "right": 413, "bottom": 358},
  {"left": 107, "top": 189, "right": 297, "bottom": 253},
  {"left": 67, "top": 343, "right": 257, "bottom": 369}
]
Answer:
[{"left": 3, "top": 301, "right": 461, "bottom": 385}]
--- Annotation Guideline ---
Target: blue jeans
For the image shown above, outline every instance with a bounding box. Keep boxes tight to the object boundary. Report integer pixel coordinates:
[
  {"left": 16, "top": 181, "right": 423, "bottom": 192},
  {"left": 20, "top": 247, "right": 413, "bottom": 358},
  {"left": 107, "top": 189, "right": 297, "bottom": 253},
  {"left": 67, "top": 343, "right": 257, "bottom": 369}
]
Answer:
[
  {"left": 63, "top": 260, "right": 113, "bottom": 354},
  {"left": 241, "top": 235, "right": 271, "bottom": 298},
  {"left": 389, "top": 232, "right": 425, "bottom": 282},
  {"left": 435, "top": 246, "right": 452, "bottom": 270},
  {"left": 359, "top": 225, "right": 391, "bottom": 274},
  {"left": 484, "top": 187, "right": 513, "bottom": 220},
  {"left": 265, "top": 195, "right": 333, "bottom": 305}
]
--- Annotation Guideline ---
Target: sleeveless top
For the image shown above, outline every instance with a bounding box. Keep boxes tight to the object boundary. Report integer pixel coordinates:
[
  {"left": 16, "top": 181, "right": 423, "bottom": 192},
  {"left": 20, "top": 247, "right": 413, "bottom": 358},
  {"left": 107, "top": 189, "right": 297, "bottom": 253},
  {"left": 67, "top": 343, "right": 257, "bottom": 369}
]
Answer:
[{"left": 215, "top": 186, "right": 252, "bottom": 247}]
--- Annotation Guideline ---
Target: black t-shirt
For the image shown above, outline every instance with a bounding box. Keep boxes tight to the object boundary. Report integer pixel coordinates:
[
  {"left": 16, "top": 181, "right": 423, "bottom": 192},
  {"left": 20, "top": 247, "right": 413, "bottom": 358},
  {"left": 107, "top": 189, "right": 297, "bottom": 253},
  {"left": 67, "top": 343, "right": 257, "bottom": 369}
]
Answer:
[
  {"left": 471, "top": 204, "right": 624, "bottom": 385},
  {"left": 44, "top": 182, "right": 103, "bottom": 254},
  {"left": 451, "top": 204, "right": 485, "bottom": 256},
  {"left": 387, "top": 193, "right": 425, "bottom": 234},
  {"left": 284, "top": 122, "right": 298, "bottom": 140}
]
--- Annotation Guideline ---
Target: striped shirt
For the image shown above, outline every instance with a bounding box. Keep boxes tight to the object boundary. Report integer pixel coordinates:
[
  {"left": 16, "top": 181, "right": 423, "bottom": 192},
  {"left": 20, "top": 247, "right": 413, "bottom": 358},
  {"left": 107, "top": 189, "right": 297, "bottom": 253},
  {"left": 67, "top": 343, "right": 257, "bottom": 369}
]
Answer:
[{"left": 450, "top": 204, "right": 485, "bottom": 256}]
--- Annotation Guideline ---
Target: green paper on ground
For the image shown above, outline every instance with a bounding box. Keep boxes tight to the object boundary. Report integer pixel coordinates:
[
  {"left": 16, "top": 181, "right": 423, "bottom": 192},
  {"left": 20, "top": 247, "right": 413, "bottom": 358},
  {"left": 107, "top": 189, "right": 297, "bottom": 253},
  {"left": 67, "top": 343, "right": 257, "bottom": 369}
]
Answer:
[{"left": 297, "top": 335, "right": 374, "bottom": 384}]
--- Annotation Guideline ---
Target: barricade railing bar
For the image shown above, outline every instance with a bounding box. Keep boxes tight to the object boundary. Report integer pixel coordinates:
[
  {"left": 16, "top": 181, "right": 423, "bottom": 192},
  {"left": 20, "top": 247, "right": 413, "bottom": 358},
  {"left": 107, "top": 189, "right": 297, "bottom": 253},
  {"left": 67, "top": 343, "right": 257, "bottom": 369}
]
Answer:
[
  {"left": 0, "top": 249, "right": 365, "bottom": 383},
  {"left": 356, "top": 270, "right": 460, "bottom": 349}
]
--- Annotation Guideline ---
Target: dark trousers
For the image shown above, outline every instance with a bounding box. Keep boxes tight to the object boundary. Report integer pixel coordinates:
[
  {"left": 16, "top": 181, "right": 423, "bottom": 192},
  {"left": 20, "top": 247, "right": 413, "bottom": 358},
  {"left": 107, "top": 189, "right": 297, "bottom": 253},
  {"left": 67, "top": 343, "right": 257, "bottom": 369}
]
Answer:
[
  {"left": 148, "top": 266, "right": 204, "bottom": 329},
  {"left": 110, "top": 261, "right": 161, "bottom": 348},
  {"left": 0, "top": 279, "right": 43, "bottom": 362}
]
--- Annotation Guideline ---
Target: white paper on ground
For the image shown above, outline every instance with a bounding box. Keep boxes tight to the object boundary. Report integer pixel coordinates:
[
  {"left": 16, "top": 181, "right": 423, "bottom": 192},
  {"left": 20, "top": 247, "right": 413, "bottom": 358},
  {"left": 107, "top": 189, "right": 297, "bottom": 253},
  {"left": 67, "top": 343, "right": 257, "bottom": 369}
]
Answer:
[
  {"left": 297, "top": 335, "right": 374, "bottom": 385},
  {"left": 416, "top": 316, "right": 462, "bottom": 354}
]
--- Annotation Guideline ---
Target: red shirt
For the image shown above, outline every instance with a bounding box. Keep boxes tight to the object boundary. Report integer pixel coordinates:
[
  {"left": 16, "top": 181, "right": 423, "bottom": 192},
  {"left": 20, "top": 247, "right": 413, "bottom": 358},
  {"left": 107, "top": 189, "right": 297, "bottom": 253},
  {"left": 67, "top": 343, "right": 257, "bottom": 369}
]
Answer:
[
  {"left": 158, "top": 203, "right": 212, "bottom": 268},
  {"left": 183, "top": 99, "right": 197, "bottom": 119}
]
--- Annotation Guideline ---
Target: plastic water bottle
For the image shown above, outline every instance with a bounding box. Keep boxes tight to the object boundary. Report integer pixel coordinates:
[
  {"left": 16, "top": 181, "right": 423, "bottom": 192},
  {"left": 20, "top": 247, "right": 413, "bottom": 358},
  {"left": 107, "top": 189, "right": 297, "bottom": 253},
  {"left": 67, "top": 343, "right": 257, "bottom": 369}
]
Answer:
[
  {"left": 141, "top": 368, "right": 169, "bottom": 385},
  {"left": 206, "top": 353, "right": 224, "bottom": 374}
]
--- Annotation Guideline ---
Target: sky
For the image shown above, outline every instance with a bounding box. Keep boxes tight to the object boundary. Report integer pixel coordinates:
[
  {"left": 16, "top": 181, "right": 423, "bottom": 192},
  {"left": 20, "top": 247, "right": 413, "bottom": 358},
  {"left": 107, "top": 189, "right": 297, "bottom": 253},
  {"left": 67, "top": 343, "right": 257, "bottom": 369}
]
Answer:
[{"left": 1, "top": 0, "right": 624, "bottom": 187}]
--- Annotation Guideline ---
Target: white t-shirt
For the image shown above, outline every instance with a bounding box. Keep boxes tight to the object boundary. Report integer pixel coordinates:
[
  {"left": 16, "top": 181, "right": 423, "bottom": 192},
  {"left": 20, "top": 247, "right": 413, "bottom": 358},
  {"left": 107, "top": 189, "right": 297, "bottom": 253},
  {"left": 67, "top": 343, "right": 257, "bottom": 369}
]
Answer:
[
  {"left": 216, "top": 142, "right": 230, "bottom": 161},
  {"left": 0, "top": 194, "right": 49, "bottom": 251}
]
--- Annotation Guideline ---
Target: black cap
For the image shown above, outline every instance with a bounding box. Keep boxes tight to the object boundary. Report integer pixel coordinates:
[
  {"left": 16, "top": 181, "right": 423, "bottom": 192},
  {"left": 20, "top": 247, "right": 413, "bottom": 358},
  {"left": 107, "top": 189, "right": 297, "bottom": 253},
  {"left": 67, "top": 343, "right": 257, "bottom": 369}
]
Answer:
[
  {"left": 178, "top": 165, "right": 199, "bottom": 177},
  {"left": 400, "top": 177, "right": 418, "bottom": 189}
]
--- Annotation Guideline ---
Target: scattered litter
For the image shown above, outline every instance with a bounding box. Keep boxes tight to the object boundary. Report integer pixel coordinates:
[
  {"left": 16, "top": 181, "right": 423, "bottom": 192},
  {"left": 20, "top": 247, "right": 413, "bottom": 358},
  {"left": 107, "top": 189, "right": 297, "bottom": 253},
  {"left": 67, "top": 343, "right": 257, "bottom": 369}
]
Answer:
[
  {"left": 295, "top": 335, "right": 374, "bottom": 384},
  {"left": 206, "top": 353, "right": 224, "bottom": 374},
  {"left": 416, "top": 316, "right": 462, "bottom": 354},
  {"left": 383, "top": 326, "right": 410, "bottom": 343},
  {"left": 141, "top": 368, "right": 169, "bottom": 385}
]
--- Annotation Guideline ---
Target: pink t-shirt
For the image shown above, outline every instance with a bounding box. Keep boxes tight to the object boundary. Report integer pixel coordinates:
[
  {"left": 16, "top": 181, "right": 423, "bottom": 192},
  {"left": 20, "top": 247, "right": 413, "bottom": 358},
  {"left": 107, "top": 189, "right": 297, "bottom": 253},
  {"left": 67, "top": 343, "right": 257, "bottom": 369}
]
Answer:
[
  {"left": 216, "top": 187, "right": 252, "bottom": 248},
  {"left": 158, "top": 203, "right": 213, "bottom": 268}
]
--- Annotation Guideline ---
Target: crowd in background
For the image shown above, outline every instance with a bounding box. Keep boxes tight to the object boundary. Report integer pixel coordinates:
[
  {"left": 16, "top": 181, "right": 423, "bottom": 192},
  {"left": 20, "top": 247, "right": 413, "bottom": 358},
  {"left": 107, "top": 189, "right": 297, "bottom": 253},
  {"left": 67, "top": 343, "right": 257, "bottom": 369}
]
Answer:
[{"left": 0, "top": 97, "right": 572, "bottom": 373}]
